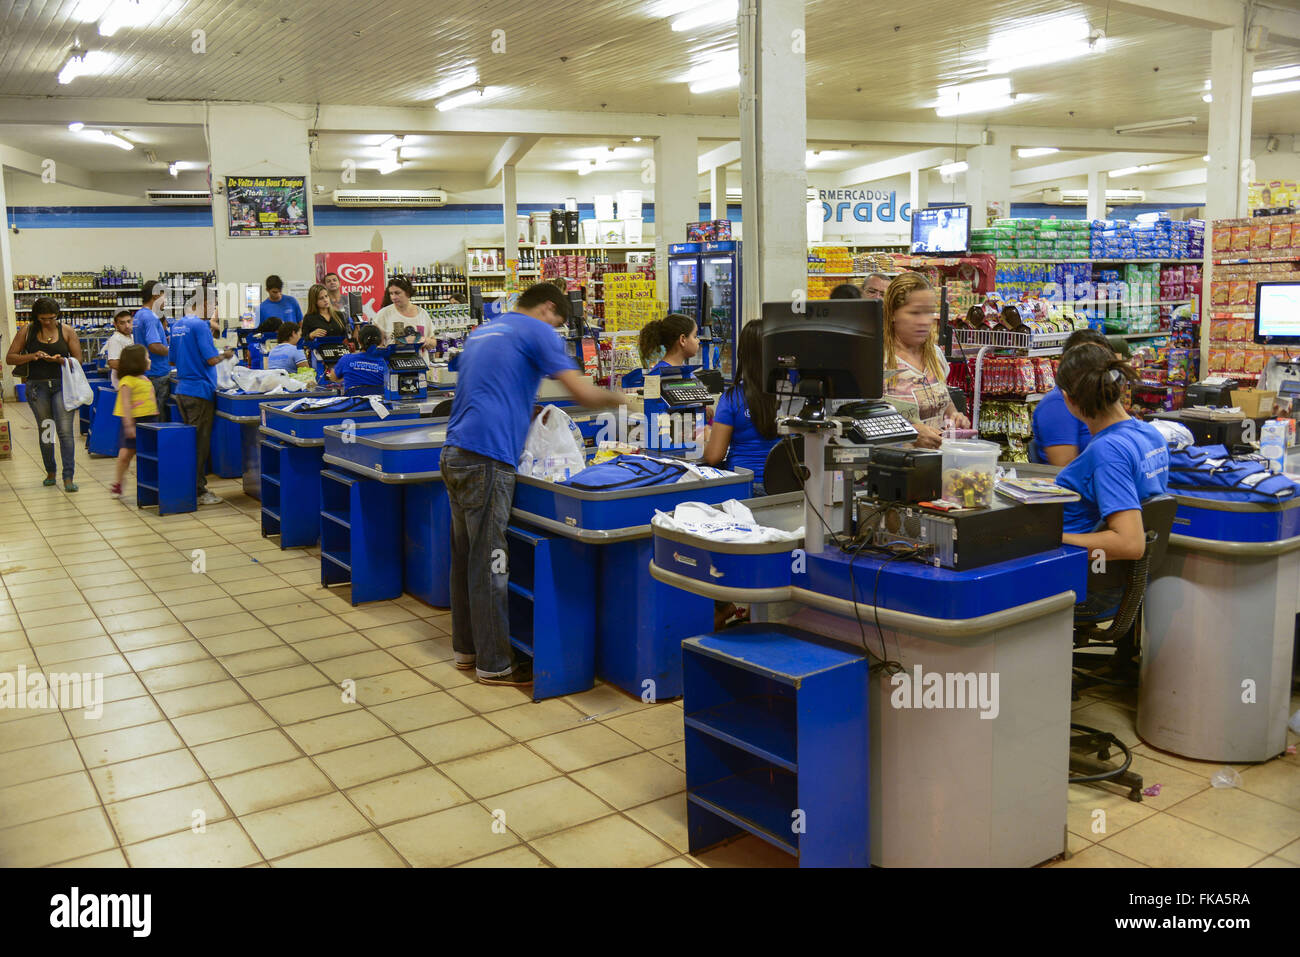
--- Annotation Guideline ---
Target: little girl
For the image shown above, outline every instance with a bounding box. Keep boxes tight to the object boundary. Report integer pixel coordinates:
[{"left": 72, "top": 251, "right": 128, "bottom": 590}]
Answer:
[{"left": 111, "top": 344, "right": 159, "bottom": 498}]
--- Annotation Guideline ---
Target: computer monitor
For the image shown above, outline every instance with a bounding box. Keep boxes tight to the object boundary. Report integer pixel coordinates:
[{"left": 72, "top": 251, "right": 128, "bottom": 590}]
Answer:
[
  {"left": 1253, "top": 281, "right": 1300, "bottom": 344},
  {"left": 761, "top": 299, "right": 884, "bottom": 420},
  {"left": 910, "top": 205, "right": 971, "bottom": 255},
  {"left": 469, "top": 286, "right": 485, "bottom": 321},
  {"left": 347, "top": 292, "right": 363, "bottom": 320}
]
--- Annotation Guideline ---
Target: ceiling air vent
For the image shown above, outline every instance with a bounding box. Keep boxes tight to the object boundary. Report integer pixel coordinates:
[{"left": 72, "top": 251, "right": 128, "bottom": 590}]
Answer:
[
  {"left": 331, "top": 189, "right": 448, "bottom": 207},
  {"left": 146, "top": 189, "right": 212, "bottom": 205}
]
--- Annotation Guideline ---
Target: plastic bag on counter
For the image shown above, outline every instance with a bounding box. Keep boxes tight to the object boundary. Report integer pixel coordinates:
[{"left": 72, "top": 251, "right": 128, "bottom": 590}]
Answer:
[
  {"left": 215, "top": 356, "right": 239, "bottom": 391},
  {"left": 652, "top": 499, "right": 803, "bottom": 543},
  {"left": 229, "top": 366, "right": 309, "bottom": 395},
  {"left": 518, "top": 404, "right": 586, "bottom": 482}
]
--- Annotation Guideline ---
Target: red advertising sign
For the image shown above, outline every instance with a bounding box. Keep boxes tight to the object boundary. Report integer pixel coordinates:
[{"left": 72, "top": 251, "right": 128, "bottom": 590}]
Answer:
[{"left": 315, "top": 251, "right": 387, "bottom": 320}]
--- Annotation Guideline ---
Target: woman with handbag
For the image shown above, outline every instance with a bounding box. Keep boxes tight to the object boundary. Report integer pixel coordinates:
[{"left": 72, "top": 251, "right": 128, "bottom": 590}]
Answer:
[{"left": 4, "top": 296, "right": 84, "bottom": 491}]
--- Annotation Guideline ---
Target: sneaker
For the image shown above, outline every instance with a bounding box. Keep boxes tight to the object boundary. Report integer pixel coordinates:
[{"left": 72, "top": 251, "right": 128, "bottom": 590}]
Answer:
[
  {"left": 453, "top": 652, "right": 476, "bottom": 670},
  {"left": 477, "top": 661, "right": 533, "bottom": 686},
  {"left": 63, "top": 482, "right": 78, "bottom": 493},
  {"left": 197, "top": 491, "right": 223, "bottom": 506},
  {"left": 43, "top": 475, "right": 56, "bottom": 487},
  {"left": 110, "top": 482, "right": 122, "bottom": 498}
]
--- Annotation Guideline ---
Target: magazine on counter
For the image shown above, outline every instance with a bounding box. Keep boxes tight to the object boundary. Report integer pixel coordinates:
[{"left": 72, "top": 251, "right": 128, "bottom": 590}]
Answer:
[{"left": 995, "top": 477, "right": 1081, "bottom": 504}]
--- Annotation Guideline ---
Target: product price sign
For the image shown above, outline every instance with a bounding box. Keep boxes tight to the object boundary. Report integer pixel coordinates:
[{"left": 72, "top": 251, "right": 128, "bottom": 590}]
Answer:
[{"left": 227, "top": 175, "right": 309, "bottom": 237}]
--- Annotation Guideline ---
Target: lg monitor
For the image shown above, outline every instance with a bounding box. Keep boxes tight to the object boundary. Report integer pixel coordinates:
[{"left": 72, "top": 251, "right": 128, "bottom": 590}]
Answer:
[
  {"left": 910, "top": 205, "right": 971, "bottom": 255},
  {"left": 1253, "top": 281, "right": 1300, "bottom": 345},
  {"left": 469, "top": 286, "right": 485, "bottom": 321},
  {"left": 761, "top": 298, "right": 884, "bottom": 420}
]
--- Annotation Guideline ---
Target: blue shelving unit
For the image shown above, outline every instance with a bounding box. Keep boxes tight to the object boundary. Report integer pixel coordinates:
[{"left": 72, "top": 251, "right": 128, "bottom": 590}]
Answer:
[
  {"left": 135, "top": 423, "right": 197, "bottom": 516},
  {"left": 86, "top": 385, "right": 121, "bottom": 457},
  {"left": 506, "top": 524, "right": 596, "bottom": 701},
  {"left": 683, "top": 626, "right": 869, "bottom": 867},
  {"left": 319, "top": 469, "right": 402, "bottom": 604},
  {"left": 261, "top": 437, "right": 285, "bottom": 540}
]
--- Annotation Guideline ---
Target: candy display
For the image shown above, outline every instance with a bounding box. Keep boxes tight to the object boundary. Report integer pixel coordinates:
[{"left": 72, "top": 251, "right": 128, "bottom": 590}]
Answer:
[
  {"left": 974, "top": 216, "right": 1204, "bottom": 262},
  {"left": 943, "top": 467, "right": 995, "bottom": 509}
]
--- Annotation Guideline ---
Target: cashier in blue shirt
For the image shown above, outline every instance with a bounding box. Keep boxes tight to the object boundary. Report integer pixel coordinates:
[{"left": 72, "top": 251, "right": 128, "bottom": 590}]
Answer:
[
  {"left": 702, "top": 319, "right": 779, "bottom": 492},
  {"left": 1055, "top": 343, "right": 1170, "bottom": 618},
  {"left": 640, "top": 313, "right": 699, "bottom": 374},
  {"left": 170, "top": 299, "right": 235, "bottom": 505},
  {"left": 329, "top": 324, "right": 386, "bottom": 394},
  {"left": 258, "top": 274, "right": 303, "bottom": 330},
  {"left": 133, "top": 279, "right": 172, "bottom": 410},
  {"left": 443, "top": 283, "right": 626, "bottom": 688},
  {"left": 266, "top": 321, "right": 308, "bottom": 372},
  {"left": 1031, "top": 329, "right": 1113, "bottom": 465}
]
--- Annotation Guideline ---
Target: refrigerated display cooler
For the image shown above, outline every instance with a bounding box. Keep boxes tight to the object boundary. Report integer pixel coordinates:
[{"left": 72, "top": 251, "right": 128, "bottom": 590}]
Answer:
[{"left": 667, "top": 241, "right": 741, "bottom": 380}]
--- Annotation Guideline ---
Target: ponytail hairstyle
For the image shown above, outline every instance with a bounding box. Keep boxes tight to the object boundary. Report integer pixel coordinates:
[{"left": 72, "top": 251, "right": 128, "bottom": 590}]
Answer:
[
  {"left": 1062, "top": 328, "right": 1113, "bottom": 355},
  {"left": 727, "top": 319, "right": 778, "bottom": 440},
  {"left": 638, "top": 313, "right": 696, "bottom": 368},
  {"left": 882, "top": 272, "right": 944, "bottom": 379},
  {"left": 358, "top": 324, "right": 383, "bottom": 351},
  {"left": 1056, "top": 343, "right": 1136, "bottom": 420}
]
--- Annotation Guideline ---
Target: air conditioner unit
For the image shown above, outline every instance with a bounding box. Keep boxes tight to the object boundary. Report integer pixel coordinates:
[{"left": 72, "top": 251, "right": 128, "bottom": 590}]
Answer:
[
  {"left": 1042, "top": 188, "right": 1146, "bottom": 205},
  {"left": 146, "top": 189, "right": 212, "bottom": 205},
  {"left": 331, "top": 188, "right": 447, "bottom": 207}
]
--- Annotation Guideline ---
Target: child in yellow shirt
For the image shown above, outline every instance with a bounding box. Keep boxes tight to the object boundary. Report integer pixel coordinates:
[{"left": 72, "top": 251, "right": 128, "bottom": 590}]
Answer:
[{"left": 111, "top": 344, "right": 160, "bottom": 499}]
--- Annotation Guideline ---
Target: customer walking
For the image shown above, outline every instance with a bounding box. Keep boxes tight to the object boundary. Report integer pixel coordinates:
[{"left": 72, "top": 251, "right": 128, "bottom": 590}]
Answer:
[
  {"left": 170, "top": 284, "right": 235, "bottom": 506},
  {"left": 110, "top": 345, "right": 159, "bottom": 499},
  {"left": 4, "top": 297, "right": 83, "bottom": 491},
  {"left": 133, "top": 279, "right": 172, "bottom": 412}
]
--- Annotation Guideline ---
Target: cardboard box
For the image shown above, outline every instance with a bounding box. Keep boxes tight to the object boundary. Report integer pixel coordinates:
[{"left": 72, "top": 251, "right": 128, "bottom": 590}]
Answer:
[
  {"left": 0, "top": 419, "right": 10, "bottom": 460},
  {"left": 1231, "top": 388, "right": 1276, "bottom": 418}
]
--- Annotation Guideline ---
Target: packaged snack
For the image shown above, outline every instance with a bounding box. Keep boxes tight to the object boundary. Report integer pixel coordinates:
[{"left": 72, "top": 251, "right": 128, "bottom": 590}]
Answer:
[
  {"left": 1244, "top": 349, "right": 1268, "bottom": 375},
  {"left": 1229, "top": 281, "right": 1251, "bottom": 305},
  {"left": 1227, "top": 319, "right": 1250, "bottom": 341},
  {"left": 1213, "top": 228, "right": 1232, "bottom": 253},
  {"left": 1226, "top": 349, "right": 1247, "bottom": 374},
  {"left": 1273, "top": 222, "right": 1295, "bottom": 250},
  {"left": 1252, "top": 223, "right": 1273, "bottom": 249},
  {"left": 1231, "top": 226, "right": 1252, "bottom": 251}
]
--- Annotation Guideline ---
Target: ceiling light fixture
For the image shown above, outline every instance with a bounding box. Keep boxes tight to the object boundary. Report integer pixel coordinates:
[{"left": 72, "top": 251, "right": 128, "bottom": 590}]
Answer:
[
  {"left": 1203, "top": 154, "right": 1210, "bottom": 161},
  {"left": 1253, "top": 64, "right": 1300, "bottom": 85},
  {"left": 99, "top": 0, "right": 164, "bottom": 37},
  {"left": 690, "top": 73, "right": 740, "bottom": 94},
  {"left": 935, "top": 78, "right": 1014, "bottom": 117},
  {"left": 67, "top": 121, "right": 85, "bottom": 132},
  {"left": 168, "top": 162, "right": 178, "bottom": 177},
  {"left": 577, "top": 160, "right": 602, "bottom": 176},
  {"left": 376, "top": 135, "right": 405, "bottom": 152},
  {"left": 936, "top": 161, "right": 969, "bottom": 176},
  {"left": 1113, "top": 116, "right": 1197, "bottom": 134},
  {"left": 427, "top": 68, "right": 480, "bottom": 101},
  {"left": 1109, "top": 165, "right": 1153, "bottom": 177},
  {"left": 1017, "top": 147, "right": 1059, "bottom": 158},
  {"left": 985, "top": 15, "right": 1102, "bottom": 75},
  {"left": 58, "top": 49, "right": 111, "bottom": 84},
  {"left": 632, "top": 136, "right": 643, "bottom": 142},
  {"left": 670, "top": 0, "right": 738, "bottom": 33},
  {"left": 434, "top": 85, "right": 500, "bottom": 111},
  {"left": 1253, "top": 79, "right": 1300, "bottom": 97}
]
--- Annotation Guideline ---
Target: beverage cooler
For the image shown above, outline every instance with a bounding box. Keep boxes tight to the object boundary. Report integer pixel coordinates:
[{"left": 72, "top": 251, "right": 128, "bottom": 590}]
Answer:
[{"left": 667, "top": 241, "right": 741, "bottom": 380}]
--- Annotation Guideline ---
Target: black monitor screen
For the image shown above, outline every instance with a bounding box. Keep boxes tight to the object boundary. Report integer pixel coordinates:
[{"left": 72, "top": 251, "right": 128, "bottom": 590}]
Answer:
[
  {"left": 760, "top": 299, "right": 884, "bottom": 401},
  {"left": 1254, "top": 282, "right": 1300, "bottom": 344},
  {"left": 910, "top": 205, "right": 971, "bottom": 255}
]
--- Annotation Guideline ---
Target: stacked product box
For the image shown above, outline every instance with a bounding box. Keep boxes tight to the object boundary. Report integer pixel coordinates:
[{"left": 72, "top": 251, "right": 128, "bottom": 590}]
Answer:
[
  {"left": 604, "top": 273, "right": 666, "bottom": 332},
  {"left": 807, "top": 246, "right": 854, "bottom": 298},
  {"left": 0, "top": 390, "right": 8, "bottom": 460},
  {"left": 972, "top": 218, "right": 1091, "bottom": 259}
]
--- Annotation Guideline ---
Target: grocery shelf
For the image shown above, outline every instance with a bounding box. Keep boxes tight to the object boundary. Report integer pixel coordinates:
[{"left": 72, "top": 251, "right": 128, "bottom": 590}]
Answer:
[
  {"left": 13, "top": 286, "right": 143, "bottom": 293},
  {"left": 1212, "top": 255, "right": 1300, "bottom": 265},
  {"left": 996, "top": 258, "right": 1204, "bottom": 264},
  {"left": 1043, "top": 299, "right": 1191, "bottom": 307}
]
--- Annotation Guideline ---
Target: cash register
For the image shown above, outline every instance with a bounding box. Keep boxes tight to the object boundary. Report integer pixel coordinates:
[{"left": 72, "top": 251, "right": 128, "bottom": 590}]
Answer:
[
  {"left": 307, "top": 336, "right": 348, "bottom": 386},
  {"left": 382, "top": 343, "right": 429, "bottom": 403}
]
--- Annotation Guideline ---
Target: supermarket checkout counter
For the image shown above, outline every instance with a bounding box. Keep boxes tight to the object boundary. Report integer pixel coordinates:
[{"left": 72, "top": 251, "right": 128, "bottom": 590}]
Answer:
[{"left": 214, "top": 387, "right": 337, "bottom": 492}]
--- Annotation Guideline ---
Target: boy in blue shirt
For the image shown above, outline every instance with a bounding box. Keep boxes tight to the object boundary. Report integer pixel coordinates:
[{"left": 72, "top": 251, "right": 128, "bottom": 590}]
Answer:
[
  {"left": 444, "top": 283, "right": 625, "bottom": 686},
  {"left": 170, "top": 289, "right": 235, "bottom": 505},
  {"left": 1031, "top": 329, "right": 1113, "bottom": 465},
  {"left": 258, "top": 274, "right": 303, "bottom": 330},
  {"left": 133, "top": 279, "right": 172, "bottom": 411},
  {"left": 266, "top": 321, "right": 308, "bottom": 372}
]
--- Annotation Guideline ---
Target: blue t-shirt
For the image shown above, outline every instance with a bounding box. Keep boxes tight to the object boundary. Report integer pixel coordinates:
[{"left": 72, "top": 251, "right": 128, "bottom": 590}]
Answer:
[
  {"left": 132, "top": 307, "right": 170, "bottom": 379},
  {"left": 1057, "top": 419, "right": 1170, "bottom": 534},
  {"left": 446, "top": 312, "right": 575, "bottom": 466},
  {"left": 332, "top": 348, "right": 386, "bottom": 395},
  {"left": 259, "top": 296, "right": 303, "bottom": 326},
  {"left": 1032, "top": 387, "right": 1091, "bottom": 463},
  {"left": 714, "top": 386, "right": 779, "bottom": 484},
  {"left": 266, "top": 342, "right": 307, "bottom": 372},
  {"left": 650, "top": 360, "right": 695, "bottom": 377},
  {"left": 169, "top": 315, "right": 219, "bottom": 400}
]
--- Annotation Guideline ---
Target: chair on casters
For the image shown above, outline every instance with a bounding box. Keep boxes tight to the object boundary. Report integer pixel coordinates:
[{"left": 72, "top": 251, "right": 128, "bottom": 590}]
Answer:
[
  {"left": 1069, "top": 493, "right": 1177, "bottom": 801},
  {"left": 429, "top": 399, "right": 454, "bottom": 418},
  {"left": 762, "top": 435, "right": 806, "bottom": 495}
]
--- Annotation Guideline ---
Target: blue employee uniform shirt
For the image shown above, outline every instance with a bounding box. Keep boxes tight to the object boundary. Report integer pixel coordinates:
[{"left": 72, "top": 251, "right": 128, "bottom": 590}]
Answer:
[
  {"left": 132, "top": 306, "right": 170, "bottom": 379},
  {"left": 446, "top": 312, "right": 575, "bottom": 466},
  {"left": 169, "top": 315, "right": 220, "bottom": 400},
  {"left": 259, "top": 296, "right": 303, "bottom": 327},
  {"left": 1057, "top": 418, "right": 1170, "bottom": 533},
  {"left": 332, "top": 348, "right": 386, "bottom": 395},
  {"left": 714, "top": 387, "right": 779, "bottom": 484},
  {"left": 650, "top": 360, "right": 694, "bottom": 377},
  {"left": 1032, "top": 387, "right": 1091, "bottom": 463},
  {"left": 266, "top": 343, "right": 307, "bottom": 372}
]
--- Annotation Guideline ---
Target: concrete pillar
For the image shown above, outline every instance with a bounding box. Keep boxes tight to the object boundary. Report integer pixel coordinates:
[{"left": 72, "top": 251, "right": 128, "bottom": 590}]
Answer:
[
  {"left": 0, "top": 171, "right": 14, "bottom": 398},
  {"left": 965, "top": 143, "right": 1012, "bottom": 230},
  {"left": 1206, "top": 25, "right": 1254, "bottom": 221},
  {"left": 502, "top": 164, "right": 519, "bottom": 279},
  {"left": 1087, "top": 170, "right": 1109, "bottom": 223},
  {"left": 653, "top": 129, "right": 699, "bottom": 301},
  {"left": 206, "top": 104, "right": 314, "bottom": 292},
  {"left": 739, "top": 0, "right": 808, "bottom": 319},
  {"left": 909, "top": 167, "right": 930, "bottom": 220},
  {"left": 710, "top": 165, "right": 726, "bottom": 222}
]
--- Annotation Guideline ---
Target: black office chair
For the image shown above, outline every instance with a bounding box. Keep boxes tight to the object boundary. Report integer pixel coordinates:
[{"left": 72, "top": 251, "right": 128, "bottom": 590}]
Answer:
[
  {"left": 695, "top": 369, "right": 725, "bottom": 395},
  {"left": 762, "top": 435, "right": 806, "bottom": 495},
  {"left": 428, "top": 399, "right": 454, "bottom": 418},
  {"left": 1069, "top": 493, "right": 1177, "bottom": 801}
]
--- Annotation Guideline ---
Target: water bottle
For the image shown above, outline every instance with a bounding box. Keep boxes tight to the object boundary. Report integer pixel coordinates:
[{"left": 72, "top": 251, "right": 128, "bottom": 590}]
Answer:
[{"left": 1261, "top": 420, "right": 1287, "bottom": 473}]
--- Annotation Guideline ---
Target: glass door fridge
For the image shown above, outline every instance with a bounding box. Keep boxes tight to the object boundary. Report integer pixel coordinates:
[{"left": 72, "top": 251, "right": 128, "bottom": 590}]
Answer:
[{"left": 700, "top": 241, "right": 740, "bottom": 380}]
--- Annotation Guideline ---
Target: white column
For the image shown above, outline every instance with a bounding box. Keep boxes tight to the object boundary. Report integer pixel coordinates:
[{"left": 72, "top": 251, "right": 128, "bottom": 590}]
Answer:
[
  {"left": 206, "top": 104, "right": 314, "bottom": 291},
  {"left": 0, "top": 171, "right": 14, "bottom": 398},
  {"left": 1086, "top": 170, "right": 1109, "bottom": 222},
  {"left": 1206, "top": 25, "right": 1254, "bottom": 221},
  {"left": 653, "top": 129, "right": 699, "bottom": 301},
  {"left": 739, "top": 0, "right": 808, "bottom": 319},
  {"left": 710, "top": 165, "right": 726, "bottom": 222},
  {"left": 909, "top": 166, "right": 930, "bottom": 218},
  {"left": 965, "top": 143, "right": 1011, "bottom": 230},
  {"left": 502, "top": 163, "right": 519, "bottom": 271}
]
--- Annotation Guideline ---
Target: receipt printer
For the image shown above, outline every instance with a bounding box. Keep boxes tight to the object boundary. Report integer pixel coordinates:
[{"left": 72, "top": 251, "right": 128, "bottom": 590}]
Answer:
[{"left": 864, "top": 447, "right": 942, "bottom": 504}]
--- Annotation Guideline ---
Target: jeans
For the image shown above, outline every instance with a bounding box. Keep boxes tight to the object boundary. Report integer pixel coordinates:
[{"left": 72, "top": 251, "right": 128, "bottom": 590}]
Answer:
[
  {"left": 26, "top": 379, "right": 76, "bottom": 481},
  {"left": 149, "top": 375, "right": 172, "bottom": 418},
  {"left": 174, "top": 394, "right": 215, "bottom": 492},
  {"left": 442, "top": 445, "right": 517, "bottom": 677},
  {"left": 1074, "top": 586, "right": 1124, "bottom": 623}
]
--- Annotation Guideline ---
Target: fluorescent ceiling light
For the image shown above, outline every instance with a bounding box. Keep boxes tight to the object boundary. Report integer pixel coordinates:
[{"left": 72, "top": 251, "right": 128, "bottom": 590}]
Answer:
[
  {"left": 68, "top": 121, "right": 85, "bottom": 132},
  {"left": 1253, "top": 79, "right": 1300, "bottom": 97},
  {"left": 104, "top": 132, "right": 134, "bottom": 150},
  {"left": 577, "top": 161, "right": 601, "bottom": 176},
  {"left": 1017, "top": 147, "right": 1058, "bottom": 158},
  {"left": 1113, "top": 116, "right": 1197, "bottom": 134},
  {"left": 73, "top": 0, "right": 112, "bottom": 21},
  {"left": 1202, "top": 93, "right": 1213, "bottom": 103},
  {"left": 376, "top": 135, "right": 404, "bottom": 152},
  {"left": 935, "top": 78, "right": 1014, "bottom": 117},
  {"left": 1109, "top": 165, "right": 1153, "bottom": 177},
  {"left": 434, "top": 86, "right": 500, "bottom": 111},
  {"left": 671, "top": 0, "right": 738, "bottom": 33},
  {"left": 1203, "top": 154, "right": 1210, "bottom": 161},
  {"left": 58, "top": 49, "right": 112, "bottom": 84},
  {"left": 373, "top": 157, "right": 402, "bottom": 175},
  {"left": 427, "top": 68, "right": 479, "bottom": 101},
  {"left": 168, "top": 162, "right": 178, "bottom": 177},
  {"left": 682, "top": 51, "right": 739, "bottom": 84},
  {"left": 985, "top": 15, "right": 1101, "bottom": 75},
  {"left": 99, "top": 0, "right": 164, "bottom": 37},
  {"left": 690, "top": 73, "right": 739, "bottom": 94},
  {"left": 805, "top": 150, "right": 844, "bottom": 166},
  {"left": 937, "top": 161, "right": 969, "bottom": 176},
  {"left": 576, "top": 146, "right": 637, "bottom": 160},
  {"left": 632, "top": 136, "right": 642, "bottom": 142},
  {"left": 1252, "top": 64, "right": 1300, "bottom": 84}
]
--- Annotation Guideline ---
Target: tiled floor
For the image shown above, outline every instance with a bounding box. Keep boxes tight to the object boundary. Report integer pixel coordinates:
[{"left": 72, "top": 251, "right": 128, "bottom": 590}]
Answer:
[{"left": 1, "top": 408, "right": 1297, "bottom": 868}]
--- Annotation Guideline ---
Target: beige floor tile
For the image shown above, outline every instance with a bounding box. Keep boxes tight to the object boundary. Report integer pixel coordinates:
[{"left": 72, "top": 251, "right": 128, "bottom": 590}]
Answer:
[
  {"left": 18, "top": 602, "right": 96, "bottom": 629},
  {"left": 100, "top": 608, "right": 180, "bottom": 634},
  {"left": 651, "top": 856, "right": 698, "bottom": 868},
  {"left": 185, "top": 612, "right": 263, "bottom": 639},
  {"left": 438, "top": 744, "right": 559, "bottom": 799},
  {"left": 1277, "top": 838, "right": 1300, "bottom": 865},
  {"left": 0, "top": 807, "right": 118, "bottom": 867},
  {"left": 624, "top": 793, "right": 690, "bottom": 853},
  {"left": 416, "top": 660, "right": 476, "bottom": 689},
  {"left": 1049, "top": 843, "right": 1149, "bottom": 868},
  {"left": 692, "top": 834, "right": 798, "bottom": 868},
  {"left": 219, "top": 645, "right": 307, "bottom": 677},
  {"left": 64, "top": 695, "right": 163, "bottom": 737},
  {"left": 363, "top": 620, "right": 440, "bottom": 650},
  {"left": 0, "top": 739, "right": 84, "bottom": 788},
  {"left": 1251, "top": 855, "right": 1298, "bottom": 867},
  {"left": 151, "top": 681, "right": 246, "bottom": 720},
  {"left": 455, "top": 845, "right": 550, "bottom": 868},
  {"left": 0, "top": 647, "right": 40, "bottom": 675},
  {"left": 350, "top": 669, "right": 439, "bottom": 707},
  {"left": 137, "top": 659, "right": 229, "bottom": 694},
  {"left": 447, "top": 681, "right": 533, "bottom": 714},
  {"left": 52, "top": 848, "right": 130, "bottom": 867},
  {"left": 26, "top": 618, "right": 108, "bottom": 646},
  {"left": 35, "top": 634, "right": 118, "bottom": 666},
  {"left": 253, "top": 602, "right": 334, "bottom": 627},
  {"left": 154, "top": 585, "right": 230, "bottom": 608},
  {"left": 598, "top": 704, "right": 685, "bottom": 751},
  {"left": 236, "top": 663, "right": 331, "bottom": 699},
  {"left": 168, "top": 597, "right": 238, "bottom": 623},
  {"left": 191, "top": 729, "right": 302, "bottom": 778},
  {"left": 76, "top": 720, "right": 183, "bottom": 767},
  {"left": 1238, "top": 760, "right": 1300, "bottom": 810},
  {"left": 563, "top": 681, "right": 653, "bottom": 720},
  {"left": 1099, "top": 812, "right": 1267, "bottom": 867},
  {"left": 111, "top": 623, "right": 194, "bottom": 652},
  {"left": 528, "top": 723, "right": 642, "bottom": 773},
  {"left": 313, "top": 737, "right": 426, "bottom": 790},
  {"left": 97, "top": 673, "right": 149, "bottom": 705},
  {"left": 402, "top": 716, "right": 513, "bottom": 765},
  {"left": 338, "top": 606, "right": 417, "bottom": 631},
  {"left": 0, "top": 712, "right": 67, "bottom": 751},
  {"left": 87, "top": 594, "right": 163, "bottom": 619},
  {"left": 0, "top": 770, "right": 101, "bottom": 827},
  {"left": 240, "top": 792, "right": 371, "bottom": 860},
  {"left": 1066, "top": 782, "right": 1158, "bottom": 840},
  {"left": 369, "top": 690, "right": 473, "bottom": 733},
  {"left": 105, "top": 781, "right": 229, "bottom": 845},
  {"left": 89, "top": 749, "right": 206, "bottom": 804},
  {"left": 484, "top": 699, "right": 584, "bottom": 741},
  {"left": 214, "top": 757, "right": 336, "bottom": 815},
  {"left": 271, "top": 616, "right": 354, "bottom": 642},
  {"left": 384, "top": 637, "right": 456, "bottom": 671},
  {"left": 1165, "top": 785, "right": 1300, "bottom": 853},
  {"left": 262, "top": 685, "right": 358, "bottom": 724},
  {"left": 347, "top": 766, "right": 470, "bottom": 826},
  {"left": 276, "top": 569, "right": 320, "bottom": 587},
  {"left": 1071, "top": 699, "right": 1140, "bottom": 748},
  {"left": 652, "top": 741, "right": 686, "bottom": 771},
  {"left": 271, "top": 831, "right": 406, "bottom": 868},
  {"left": 173, "top": 702, "right": 276, "bottom": 747},
  {"left": 381, "top": 803, "right": 518, "bottom": 866},
  {"left": 531, "top": 814, "right": 675, "bottom": 868},
  {"left": 234, "top": 587, "right": 303, "bottom": 611},
  {"left": 486, "top": 776, "right": 613, "bottom": 841},
  {"left": 315, "top": 649, "right": 404, "bottom": 683},
  {"left": 123, "top": 818, "right": 262, "bottom": 867},
  {"left": 572, "top": 752, "right": 686, "bottom": 810},
  {"left": 123, "top": 639, "right": 213, "bottom": 672},
  {"left": 292, "top": 632, "right": 377, "bottom": 663},
  {"left": 193, "top": 628, "right": 284, "bottom": 659},
  {"left": 284, "top": 710, "right": 393, "bottom": 755}
]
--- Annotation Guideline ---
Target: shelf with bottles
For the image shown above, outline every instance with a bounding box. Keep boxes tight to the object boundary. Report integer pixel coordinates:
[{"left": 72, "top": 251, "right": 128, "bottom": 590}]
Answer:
[{"left": 11, "top": 267, "right": 145, "bottom": 291}]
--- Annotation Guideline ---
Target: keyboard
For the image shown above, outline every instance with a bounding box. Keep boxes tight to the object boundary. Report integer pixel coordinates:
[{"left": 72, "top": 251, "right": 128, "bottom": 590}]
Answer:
[
  {"left": 846, "top": 410, "right": 918, "bottom": 444},
  {"left": 662, "top": 383, "right": 712, "bottom": 405}
]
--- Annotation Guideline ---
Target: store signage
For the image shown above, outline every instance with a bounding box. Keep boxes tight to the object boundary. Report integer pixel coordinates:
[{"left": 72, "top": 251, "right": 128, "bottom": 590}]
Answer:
[
  {"left": 226, "top": 175, "right": 309, "bottom": 237},
  {"left": 818, "top": 189, "right": 913, "bottom": 227},
  {"left": 315, "top": 251, "right": 386, "bottom": 317}
]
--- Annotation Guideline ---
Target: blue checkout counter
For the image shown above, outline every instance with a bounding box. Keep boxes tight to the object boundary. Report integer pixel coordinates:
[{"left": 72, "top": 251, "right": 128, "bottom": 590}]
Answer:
[
  {"left": 258, "top": 397, "right": 444, "bottom": 547},
  {"left": 649, "top": 491, "right": 1088, "bottom": 868},
  {"left": 1141, "top": 493, "right": 1300, "bottom": 763},
  {"left": 214, "top": 388, "right": 338, "bottom": 496}
]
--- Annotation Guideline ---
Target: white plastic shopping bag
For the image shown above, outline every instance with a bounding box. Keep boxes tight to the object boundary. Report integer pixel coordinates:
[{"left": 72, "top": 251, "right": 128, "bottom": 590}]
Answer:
[
  {"left": 215, "top": 356, "right": 239, "bottom": 391},
  {"left": 61, "top": 359, "right": 95, "bottom": 409},
  {"left": 518, "top": 404, "right": 586, "bottom": 482},
  {"left": 230, "top": 366, "right": 308, "bottom": 394}
]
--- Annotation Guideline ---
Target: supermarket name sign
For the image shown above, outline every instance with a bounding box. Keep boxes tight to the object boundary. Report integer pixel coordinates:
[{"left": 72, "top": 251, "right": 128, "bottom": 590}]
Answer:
[{"left": 818, "top": 189, "right": 912, "bottom": 226}]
